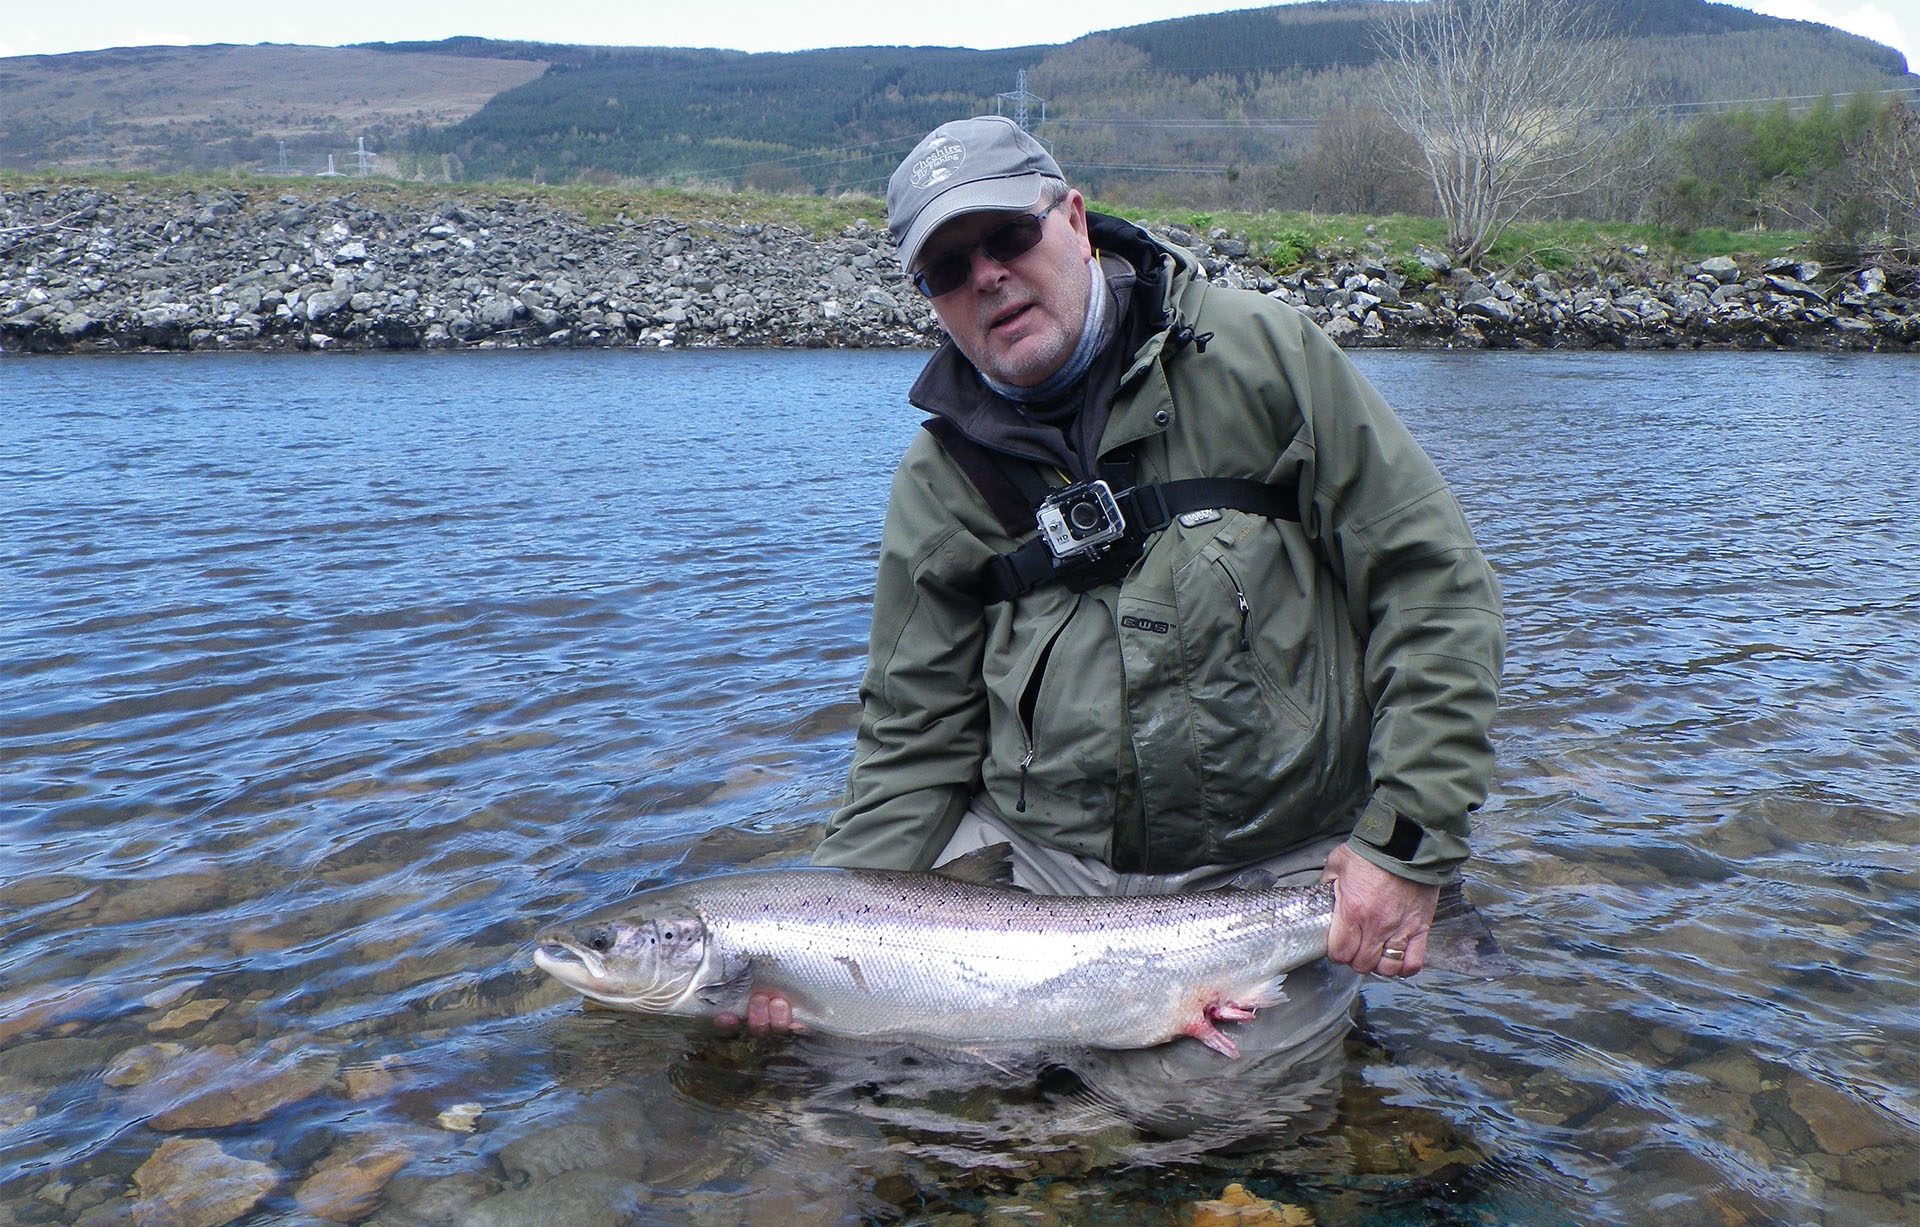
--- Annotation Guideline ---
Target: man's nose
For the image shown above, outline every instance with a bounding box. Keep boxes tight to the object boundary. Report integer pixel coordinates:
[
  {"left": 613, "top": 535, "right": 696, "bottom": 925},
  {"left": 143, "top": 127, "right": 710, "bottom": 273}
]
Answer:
[{"left": 963, "top": 245, "right": 1011, "bottom": 290}]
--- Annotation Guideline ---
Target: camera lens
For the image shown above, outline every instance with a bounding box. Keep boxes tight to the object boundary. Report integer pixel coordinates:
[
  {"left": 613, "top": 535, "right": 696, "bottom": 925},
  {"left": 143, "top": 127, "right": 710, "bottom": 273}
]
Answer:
[{"left": 1069, "top": 500, "right": 1103, "bottom": 532}]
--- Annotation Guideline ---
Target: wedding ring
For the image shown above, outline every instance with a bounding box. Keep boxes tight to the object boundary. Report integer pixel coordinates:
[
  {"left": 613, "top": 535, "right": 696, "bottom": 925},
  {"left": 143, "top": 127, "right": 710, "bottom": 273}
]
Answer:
[{"left": 1382, "top": 946, "right": 1406, "bottom": 961}]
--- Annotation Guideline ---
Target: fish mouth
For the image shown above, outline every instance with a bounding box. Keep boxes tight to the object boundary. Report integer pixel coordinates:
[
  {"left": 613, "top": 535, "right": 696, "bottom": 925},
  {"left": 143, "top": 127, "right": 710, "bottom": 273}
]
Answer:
[
  {"left": 534, "top": 940, "right": 608, "bottom": 984},
  {"left": 532, "top": 943, "right": 674, "bottom": 1011}
]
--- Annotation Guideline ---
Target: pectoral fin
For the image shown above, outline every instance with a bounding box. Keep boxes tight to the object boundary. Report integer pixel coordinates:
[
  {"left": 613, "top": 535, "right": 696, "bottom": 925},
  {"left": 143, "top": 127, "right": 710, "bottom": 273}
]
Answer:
[
  {"left": 1180, "top": 975, "right": 1290, "bottom": 1058},
  {"left": 932, "top": 843, "right": 1019, "bottom": 889},
  {"left": 695, "top": 967, "right": 756, "bottom": 1015},
  {"left": 1184, "top": 1019, "right": 1241, "bottom": 1058}
]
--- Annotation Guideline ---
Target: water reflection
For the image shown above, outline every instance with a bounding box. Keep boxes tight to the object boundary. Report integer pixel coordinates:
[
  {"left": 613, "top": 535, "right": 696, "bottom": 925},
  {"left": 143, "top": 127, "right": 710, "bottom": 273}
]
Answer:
[
  {"left": 0, "top": 348, "right": 1916, "bottom": 1226},
  {"left": 512, "top": 989, "right": 1467, "bottom": 1225}
]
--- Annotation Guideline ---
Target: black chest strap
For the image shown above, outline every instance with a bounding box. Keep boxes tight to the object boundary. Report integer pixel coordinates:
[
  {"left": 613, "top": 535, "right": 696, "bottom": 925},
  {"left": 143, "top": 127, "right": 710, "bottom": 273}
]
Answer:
[
  {"left": 980, "top": 476, "right": 1299, "bottom": 604},
  {"left": 922, "top": 417, "right": 1044, "bottom": 537},
  {"left": 921, "top": 419, "right": 1300, "bottom": 606}
]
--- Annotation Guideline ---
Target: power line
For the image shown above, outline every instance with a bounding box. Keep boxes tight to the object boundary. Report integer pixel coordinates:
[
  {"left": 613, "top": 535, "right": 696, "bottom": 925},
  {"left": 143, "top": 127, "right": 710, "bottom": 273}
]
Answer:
[
  {"left": 658, "top": 79, "right": 1920, "bottom": 190},
  {"left": 672, "top": 135, "right": 912, "bottom": 177},
  {"left": 1649, "top": 83, "right": 1920, "bottom": 113},
  {"left": 1060, "top": 162, "right": 1235, "bottom": 174},
  {"left": 1043, "top": 117, "right": 1325, "bottom": 130}
]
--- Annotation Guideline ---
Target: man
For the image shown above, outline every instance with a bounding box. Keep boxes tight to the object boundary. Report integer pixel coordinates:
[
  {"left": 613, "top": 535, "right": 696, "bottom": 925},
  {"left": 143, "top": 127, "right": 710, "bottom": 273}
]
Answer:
[{"left": 731, "top": 115, "right": 1502, "bottom": 1040}]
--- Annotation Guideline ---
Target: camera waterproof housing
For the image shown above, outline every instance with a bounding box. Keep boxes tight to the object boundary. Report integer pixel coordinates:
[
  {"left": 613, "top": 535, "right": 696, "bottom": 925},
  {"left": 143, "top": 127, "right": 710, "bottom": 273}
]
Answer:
[{"left": 1036, "top": 479, "right": 1128, "bottom": 561}]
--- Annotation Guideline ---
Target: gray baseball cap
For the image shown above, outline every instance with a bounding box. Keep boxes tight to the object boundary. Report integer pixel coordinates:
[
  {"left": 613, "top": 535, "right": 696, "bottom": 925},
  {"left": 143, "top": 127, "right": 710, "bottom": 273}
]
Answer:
[{"left": 887, "top": 116, "right": 1064, "bottom": 272}]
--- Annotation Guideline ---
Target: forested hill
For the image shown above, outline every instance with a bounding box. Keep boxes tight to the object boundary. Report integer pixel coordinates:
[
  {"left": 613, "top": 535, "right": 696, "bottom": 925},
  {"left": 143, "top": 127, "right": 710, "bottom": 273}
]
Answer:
[
  {"left": 3, "top": 0, "right": 1912, "bottom": 193},
  {"left": 381, "top": 43, "right": 1051, "bottom": 191},
  {"left": 380, "top": 0, "right": 1915, "bottom": 191}
]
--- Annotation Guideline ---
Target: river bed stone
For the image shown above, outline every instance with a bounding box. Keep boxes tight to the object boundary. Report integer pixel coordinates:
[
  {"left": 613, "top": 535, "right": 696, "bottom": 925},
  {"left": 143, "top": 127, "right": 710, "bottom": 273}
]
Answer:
[
  {"left": 127, "top": 1138, "right": 279, "bottom": 1227},
  {"left": 294, "top": 1137, "right": 416, "bottom": 1223},
  {"left": 131, "top": 1043, "right": 337, "bottom": 1131}
]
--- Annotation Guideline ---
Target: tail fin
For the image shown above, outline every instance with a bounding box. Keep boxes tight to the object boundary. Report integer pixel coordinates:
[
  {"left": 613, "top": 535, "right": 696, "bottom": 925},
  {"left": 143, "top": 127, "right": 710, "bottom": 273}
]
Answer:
[{"left": 1426, "top": 880, "right": 1519, "bottom": 978}]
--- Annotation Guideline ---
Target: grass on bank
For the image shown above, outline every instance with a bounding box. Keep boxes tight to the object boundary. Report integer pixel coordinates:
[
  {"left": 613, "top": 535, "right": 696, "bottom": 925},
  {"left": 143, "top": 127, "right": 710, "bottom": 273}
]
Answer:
[
  {"left": 3, "top": 168, "right": 1815, "bottom": 275},
  {"left": 0, "top": 169, "right": 889, "bottom": 242},
  {"left": 1105, "top": 208, "right": 1810, "bottom": 276}
]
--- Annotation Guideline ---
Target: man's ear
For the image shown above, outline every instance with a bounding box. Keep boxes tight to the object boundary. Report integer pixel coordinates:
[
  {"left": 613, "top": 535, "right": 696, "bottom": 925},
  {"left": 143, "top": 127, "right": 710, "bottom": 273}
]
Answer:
[{"left": 1064, "top": 190, "right": 1093, "bottom": 259}]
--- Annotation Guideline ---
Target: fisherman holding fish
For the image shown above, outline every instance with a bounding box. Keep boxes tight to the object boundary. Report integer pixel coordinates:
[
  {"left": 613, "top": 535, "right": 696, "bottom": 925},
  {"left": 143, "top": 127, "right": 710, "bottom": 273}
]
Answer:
[{"left": 735, "top": 115, "right": 1503, "bottom": 1039}]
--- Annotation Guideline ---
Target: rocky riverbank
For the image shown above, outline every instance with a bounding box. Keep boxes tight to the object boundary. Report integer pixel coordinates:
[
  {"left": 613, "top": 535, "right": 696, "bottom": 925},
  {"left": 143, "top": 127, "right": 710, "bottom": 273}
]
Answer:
[{"left": 4, "top": 181, "right": 1917, "bottom": 355}]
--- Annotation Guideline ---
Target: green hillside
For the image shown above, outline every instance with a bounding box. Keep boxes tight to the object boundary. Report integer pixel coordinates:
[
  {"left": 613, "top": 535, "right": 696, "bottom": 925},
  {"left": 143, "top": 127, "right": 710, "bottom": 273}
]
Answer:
[
  {"left": 386, "top": 43, "right": 1045, "bottom": 192},
  {"left": 1, "top": 0, "right": 1911, "bottom": 209},
  {"left": 382, "top": 0, "right": 1913, "bottom": 194}
]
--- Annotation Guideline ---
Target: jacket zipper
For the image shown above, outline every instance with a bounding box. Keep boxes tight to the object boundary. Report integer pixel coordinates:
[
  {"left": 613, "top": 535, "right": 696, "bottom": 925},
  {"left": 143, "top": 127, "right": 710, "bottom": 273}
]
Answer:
[
  {"left": 1213, "top": 557, "right": 1253, "bottom": 651},
  {"left": 1015, "top": 615, "right": 1073, "bottom": 812}
]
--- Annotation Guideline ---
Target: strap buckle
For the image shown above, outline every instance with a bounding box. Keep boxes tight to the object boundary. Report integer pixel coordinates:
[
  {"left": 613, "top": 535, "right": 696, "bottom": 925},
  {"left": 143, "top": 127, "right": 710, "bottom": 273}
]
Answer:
[{"left": 1119, "top": 483, "right": 1172, "bottom": 534}]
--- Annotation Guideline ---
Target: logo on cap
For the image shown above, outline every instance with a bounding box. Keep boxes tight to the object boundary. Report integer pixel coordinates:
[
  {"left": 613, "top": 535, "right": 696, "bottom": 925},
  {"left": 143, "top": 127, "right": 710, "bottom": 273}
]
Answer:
[{"left": 909, "top": 136, "right": 966, "bottom": 191}]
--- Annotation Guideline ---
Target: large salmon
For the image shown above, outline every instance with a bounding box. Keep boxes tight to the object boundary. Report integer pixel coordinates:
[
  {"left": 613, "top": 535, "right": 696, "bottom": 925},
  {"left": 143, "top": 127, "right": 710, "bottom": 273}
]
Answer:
[{"left": 532, "top": 847, "right": 1335, "bottom": 1057}]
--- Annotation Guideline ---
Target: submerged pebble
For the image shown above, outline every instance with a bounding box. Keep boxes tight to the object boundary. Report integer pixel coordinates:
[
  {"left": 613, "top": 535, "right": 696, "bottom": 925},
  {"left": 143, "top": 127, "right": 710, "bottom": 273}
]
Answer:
[
  {"left": 1189, "top": 1183, "right": 1314, "bottom": 1226},
  {"left": 435, "top": 1102, "right": 485, "bottom": 1133},
  {"left": 293, "top": 1138, "right": 415, "bottom": 1222},
  {"left": 128, "top": 1138, "right": 279, "bottom": 1227}
]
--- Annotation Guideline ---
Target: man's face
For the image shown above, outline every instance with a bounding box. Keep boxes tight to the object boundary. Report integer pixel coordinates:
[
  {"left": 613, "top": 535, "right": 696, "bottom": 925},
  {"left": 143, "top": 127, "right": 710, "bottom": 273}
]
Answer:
[{"left": 915, "top": 191, "right": 1095, "bottom": 389}]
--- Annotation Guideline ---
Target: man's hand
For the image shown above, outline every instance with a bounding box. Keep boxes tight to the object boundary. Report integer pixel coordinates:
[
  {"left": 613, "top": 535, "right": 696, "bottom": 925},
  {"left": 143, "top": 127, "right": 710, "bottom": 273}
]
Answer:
[
  {"left": 1320, "top": 842, "right": 1439, "bottom": 977},
  {"left": 714, "top": 990, "right": 803, "bottom": 1037}
]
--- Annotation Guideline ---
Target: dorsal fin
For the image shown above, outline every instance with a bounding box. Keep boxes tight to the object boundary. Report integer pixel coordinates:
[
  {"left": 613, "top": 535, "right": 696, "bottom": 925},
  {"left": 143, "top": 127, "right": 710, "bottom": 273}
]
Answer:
[
  {"left": 1206, "top": 867, "right": 1279, "bottom": 892},
  {"left": 931, "top": 843, "right": 1018, "bottom": 888}
]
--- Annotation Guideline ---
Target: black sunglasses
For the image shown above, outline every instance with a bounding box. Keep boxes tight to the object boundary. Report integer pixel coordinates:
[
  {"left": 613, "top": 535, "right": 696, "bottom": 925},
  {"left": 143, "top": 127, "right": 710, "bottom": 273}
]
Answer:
[{"left": 911, "top": 202, "right": 1062, "bottom": 299}]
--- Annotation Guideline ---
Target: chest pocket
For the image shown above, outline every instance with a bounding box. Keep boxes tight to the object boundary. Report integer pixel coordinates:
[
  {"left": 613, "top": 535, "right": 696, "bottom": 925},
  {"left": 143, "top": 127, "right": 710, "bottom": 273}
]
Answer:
[{"left": 1164, "top": 510, "right": 1337, "bottom": 824}]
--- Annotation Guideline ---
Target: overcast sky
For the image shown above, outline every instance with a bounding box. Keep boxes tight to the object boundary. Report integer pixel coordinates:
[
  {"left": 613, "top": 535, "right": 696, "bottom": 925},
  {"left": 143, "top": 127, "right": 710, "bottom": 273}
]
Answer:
[{"left": 1, "top": 1, "right": 1912, "bottom": 80}]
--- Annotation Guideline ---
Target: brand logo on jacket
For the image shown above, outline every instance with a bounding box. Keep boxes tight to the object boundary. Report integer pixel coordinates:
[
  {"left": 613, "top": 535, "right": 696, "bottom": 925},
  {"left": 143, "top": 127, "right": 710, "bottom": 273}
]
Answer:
[{"left": 1121, "top": 615, "right": 1171, "bottom": 635}]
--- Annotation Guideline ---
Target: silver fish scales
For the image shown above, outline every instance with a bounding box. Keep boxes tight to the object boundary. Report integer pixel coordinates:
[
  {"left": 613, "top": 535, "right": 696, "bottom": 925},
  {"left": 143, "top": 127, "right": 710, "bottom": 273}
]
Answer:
[{"left": 533, "top": 853, "right": 1334, "bottom": 1058}]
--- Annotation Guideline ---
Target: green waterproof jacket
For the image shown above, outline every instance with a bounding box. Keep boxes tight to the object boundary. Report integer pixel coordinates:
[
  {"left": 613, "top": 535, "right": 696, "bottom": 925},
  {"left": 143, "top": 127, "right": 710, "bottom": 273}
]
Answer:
[{"left": 815, "top": 219, "right": 1503, "bottom": 883}]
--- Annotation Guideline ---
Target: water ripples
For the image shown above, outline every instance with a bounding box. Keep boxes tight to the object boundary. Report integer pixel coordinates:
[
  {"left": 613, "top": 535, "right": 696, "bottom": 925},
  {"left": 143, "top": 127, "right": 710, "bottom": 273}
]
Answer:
[
  {"left": 2, "top": 347, "right": 1917, "bottom": 1225},
  {"left": 1349, "top": 349, "right": 1920, "bottom": 1223}
]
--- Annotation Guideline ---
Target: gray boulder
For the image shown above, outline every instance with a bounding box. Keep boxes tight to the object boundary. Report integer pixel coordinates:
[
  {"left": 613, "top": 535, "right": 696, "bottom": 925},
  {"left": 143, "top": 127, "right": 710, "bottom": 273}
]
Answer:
[
  {"left": 1698, "top": 256, "right": 1740, "bottom": 284},
  {"left": 1459, "top": 297, "right": 1515, "bottom": 325},
  {"left": 475, "top": 295, "right": 523, "bottom": 330},
  {"left": 305, "top": 288, "right": 353, "bottom": 321}
]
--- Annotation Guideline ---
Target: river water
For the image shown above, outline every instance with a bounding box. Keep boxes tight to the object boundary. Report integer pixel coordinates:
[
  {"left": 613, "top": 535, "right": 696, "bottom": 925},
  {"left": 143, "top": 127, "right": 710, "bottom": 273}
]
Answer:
[{"left": 2, "top": 346, "right": 1916, "bottom": 1227}]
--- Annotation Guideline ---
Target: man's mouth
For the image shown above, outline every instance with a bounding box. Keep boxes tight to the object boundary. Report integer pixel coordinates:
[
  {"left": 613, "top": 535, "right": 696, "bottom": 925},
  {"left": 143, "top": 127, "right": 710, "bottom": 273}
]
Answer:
[{"left": 988, "top": 302, "right": 1034, "bottom": 333}]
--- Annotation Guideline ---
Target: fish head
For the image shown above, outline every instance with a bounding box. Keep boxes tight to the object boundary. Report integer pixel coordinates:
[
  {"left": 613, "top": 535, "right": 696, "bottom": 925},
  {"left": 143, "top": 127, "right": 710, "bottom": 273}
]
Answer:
[{"left": 533, "top": 903, "right": 716, "bottom": 1014}]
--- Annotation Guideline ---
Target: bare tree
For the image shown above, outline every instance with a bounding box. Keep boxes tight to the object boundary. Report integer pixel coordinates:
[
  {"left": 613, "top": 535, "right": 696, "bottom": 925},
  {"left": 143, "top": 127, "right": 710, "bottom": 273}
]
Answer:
[
  {"left": 1855, "top": 100, "right": 1920, "bottom": 242},
  {"left": 1372, "top": 0, "right": 1643, "bottom": 266}
]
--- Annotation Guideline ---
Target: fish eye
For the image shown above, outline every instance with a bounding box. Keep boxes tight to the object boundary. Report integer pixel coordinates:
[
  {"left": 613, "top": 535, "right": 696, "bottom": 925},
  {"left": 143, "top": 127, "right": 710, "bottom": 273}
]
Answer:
[{"left": 584, "top": 927, "right": 614, "bottom": 953}]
